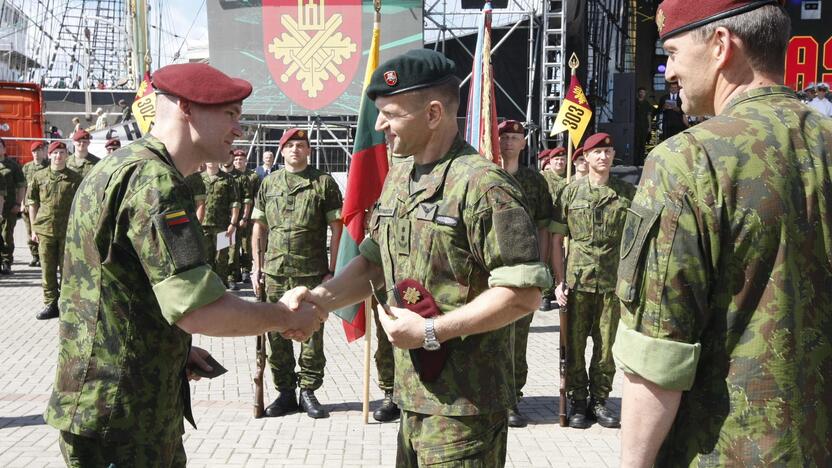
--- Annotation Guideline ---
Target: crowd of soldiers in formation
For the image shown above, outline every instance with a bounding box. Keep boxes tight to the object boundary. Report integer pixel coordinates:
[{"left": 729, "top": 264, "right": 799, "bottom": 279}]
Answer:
[{"left": 0, "top": 117, "right": 635, "bottom": 431}]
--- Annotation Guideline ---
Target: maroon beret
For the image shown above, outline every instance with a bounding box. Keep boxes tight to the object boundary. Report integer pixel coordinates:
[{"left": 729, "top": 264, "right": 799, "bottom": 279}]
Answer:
[
  {"left": 279, "top": 128, "right": 309, "bottom": 149},
  {"left": 231, "top": 149, "right": 246, "bottom": 157},
  {"left": 30, "top": 141, "right": 46, "bottom": 152},
  {"left": 105, "top": 138, "right": 121, "bottom": 149},
  {"left": 656, "top": 0, "right": 781, "bottom": 40},
  {"left": 72, "top": 129, "right": 91, "bottom": 141},
  {"left": 538, "top": 148, "right": 552, "bottom": 161},
  {"left": 572, "top": 146, "right": 584, "bottom": 162},
  {"left": 583, "top": 133, "right": 614, "bottom": 153},
  {"left": 152, "top": 63, "right": 252, "bottom": 105},
  {"left": 48, "top": 141, "right": 67, "bottom": 153},
  {"left": 550, "top": 147, "right": 567, "bottom": 158},
  {"left": 498, "top": 120, "right": 525, "bottom": 135}
]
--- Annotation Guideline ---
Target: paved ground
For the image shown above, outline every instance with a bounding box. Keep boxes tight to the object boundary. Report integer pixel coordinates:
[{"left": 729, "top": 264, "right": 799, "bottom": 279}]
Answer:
[{"left": 0, "top": 222, "right": 622, "bottom": 467}]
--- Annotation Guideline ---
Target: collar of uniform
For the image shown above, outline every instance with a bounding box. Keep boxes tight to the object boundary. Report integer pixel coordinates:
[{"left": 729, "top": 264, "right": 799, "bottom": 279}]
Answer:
[
  {"left": 138, "top": 135, "right": 180, "bottom": 177},
  {"left": 723, "top": 85, "right": 797, "bottom": 114},
  {"left": 280, "top": 166, "right": 313, "bottom": 194},
  {"left": 404, "top": 137, "right": 467, "bottom": 205}
]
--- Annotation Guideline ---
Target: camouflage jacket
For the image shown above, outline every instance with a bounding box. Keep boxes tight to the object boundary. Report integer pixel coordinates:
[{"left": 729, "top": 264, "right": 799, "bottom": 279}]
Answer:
[
  {"left": 552, "top": 175, "right": 635, "bottom": 293},
  {"left": 612, "top": 86, "right": 832, "bottom": 466},
  {"left": 359, "top": 137, "right": 551, "bottom": 416},
  {"left": 200, "top": 170, "right": 240, "bottom": 228},
  {"left": 0, "top": 156, "right": 25, "bottom": 212},
  {"left": 66, "top": 153, "right": 100, "bottom": 178},
  {"left": 541, "top": 169, "right": 567, "bottom": 200},
  {"left": 22, "top": 159, "right": 49, "bottom": 208},
  {"left": 509, "top": 165, "right": 554, "bottom": 231},
  {"left": 45, "top": 135, "right": 225, "bottom": 443},
  {"left": 252, "top": 166, "right": 342, "bottom": 277},
  {"left": 183, "top": 171, "right": 206, "bottom": 204},
  {"left": 228, "top": 168, "right": 252, "bottom": 207},
  {"left": 27, "top": 167, "right": 82, "bottom": 237}
]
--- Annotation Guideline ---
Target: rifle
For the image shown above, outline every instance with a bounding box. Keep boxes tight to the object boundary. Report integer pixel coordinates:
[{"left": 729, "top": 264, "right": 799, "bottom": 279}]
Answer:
[
  {"left": 558, "top": 280, "right": 569, "bottom": 427},
  {"left": 252, "top": 232, "right": 267, "bottom": 418}
]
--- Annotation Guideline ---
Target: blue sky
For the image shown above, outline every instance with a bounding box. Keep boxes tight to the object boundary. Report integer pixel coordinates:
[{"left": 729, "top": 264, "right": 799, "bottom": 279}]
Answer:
[{"left": 153, "top": 0, "right": 209, "bottom": 65}]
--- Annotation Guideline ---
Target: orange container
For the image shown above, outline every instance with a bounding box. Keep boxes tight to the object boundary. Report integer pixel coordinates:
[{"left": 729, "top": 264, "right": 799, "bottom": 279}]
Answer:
[{"left": 0, "top": 82, "right": 45, "bottom": 165}]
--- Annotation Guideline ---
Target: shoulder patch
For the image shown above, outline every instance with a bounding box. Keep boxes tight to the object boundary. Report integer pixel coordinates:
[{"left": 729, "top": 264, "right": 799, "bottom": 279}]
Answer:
[{"left": 153, "top": 210, "right": 205, "bottom": 272}]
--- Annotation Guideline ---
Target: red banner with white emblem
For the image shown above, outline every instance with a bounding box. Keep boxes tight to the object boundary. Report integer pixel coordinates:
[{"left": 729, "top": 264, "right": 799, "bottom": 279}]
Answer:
[{"left": 262, "top": 0, "right": 362, "bottom": 110}]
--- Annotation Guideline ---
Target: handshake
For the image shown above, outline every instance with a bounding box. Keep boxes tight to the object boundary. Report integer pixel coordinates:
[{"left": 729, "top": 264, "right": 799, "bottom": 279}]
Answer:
[{"left": 277, "top": 286, "right": 328, "bottom": 342}]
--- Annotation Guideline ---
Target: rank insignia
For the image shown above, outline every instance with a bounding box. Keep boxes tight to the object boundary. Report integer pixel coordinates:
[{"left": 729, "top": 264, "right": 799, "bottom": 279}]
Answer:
[
  {"left": 403, "top": 287, "right": 421, "bottom": 304},
  {"left": 656, "top": 9, "right": 665, "bottom": 33}
]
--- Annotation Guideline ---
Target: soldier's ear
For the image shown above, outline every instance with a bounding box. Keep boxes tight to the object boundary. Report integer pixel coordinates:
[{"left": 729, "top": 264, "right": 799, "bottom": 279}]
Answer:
[{"left": 426, "top": 100, "right": 444, "bottom": 130}]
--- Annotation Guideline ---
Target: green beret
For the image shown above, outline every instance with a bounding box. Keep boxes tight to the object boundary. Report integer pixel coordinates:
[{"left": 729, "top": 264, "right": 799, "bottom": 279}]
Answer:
[{"left": 366, "top": 49, "right": 456, "bottom": 101}]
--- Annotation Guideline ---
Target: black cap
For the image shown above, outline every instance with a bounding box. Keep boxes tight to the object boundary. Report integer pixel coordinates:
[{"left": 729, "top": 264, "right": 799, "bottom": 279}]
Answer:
[{"left": 366, "top": 49, "right": 456, "bottom": 101}]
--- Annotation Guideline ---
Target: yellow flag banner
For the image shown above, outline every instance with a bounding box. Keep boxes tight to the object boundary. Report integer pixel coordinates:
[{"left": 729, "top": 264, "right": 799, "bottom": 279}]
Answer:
[
  {"left": 550, "top": 74, "right": 592, "bottom": 147},
  {"left": 132, "top": 72, "right": 156, "bottom": 134}
]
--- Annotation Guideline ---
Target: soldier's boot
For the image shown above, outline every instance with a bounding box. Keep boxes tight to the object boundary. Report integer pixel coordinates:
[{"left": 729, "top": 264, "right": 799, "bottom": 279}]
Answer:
[
  {"left": 28, "top": 258, "right": 38, "bottom": 267},
  {"left": 299, "top": 389, "right": 329, "bottom": 419},
  {"left": 0, "top": 261, "right": 11, "bottom": 275},
  {"left": 264, "top": 389, "right": 299, "bottom": 417},
  {"left": 372, "top": 391, "right": 400, "bottom": 422},
  {"left": 507, "top": 405, "right": 528, "bottom": 428},
  {"left": 36, "top": 302, "right": 59, "bottom": 320},
  {"left": 588, "top": 398, "right": 620, "bottom": 428},
  {"left": 568, "top": 399, "right": 591, "bottom": 429}
]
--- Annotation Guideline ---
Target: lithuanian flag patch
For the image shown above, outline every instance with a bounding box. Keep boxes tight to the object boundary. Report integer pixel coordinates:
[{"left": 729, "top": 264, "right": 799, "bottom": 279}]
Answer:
[{"left": 164, "top": 210, "right": 190, "bottom": 227}]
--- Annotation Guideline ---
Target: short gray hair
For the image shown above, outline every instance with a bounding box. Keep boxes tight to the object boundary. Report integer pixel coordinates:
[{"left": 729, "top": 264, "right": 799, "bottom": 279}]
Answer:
[{"left": 692, "top": 5, "right": 790, "bottom": 76}]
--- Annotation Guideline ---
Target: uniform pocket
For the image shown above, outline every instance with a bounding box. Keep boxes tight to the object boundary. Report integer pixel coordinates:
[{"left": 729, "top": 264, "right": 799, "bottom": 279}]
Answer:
[
  {"left": 567, "top": 202, "right": 593, "bottom": 242},
  {"left": 616, "top": 203, "right": 661, "bottom": 304}
]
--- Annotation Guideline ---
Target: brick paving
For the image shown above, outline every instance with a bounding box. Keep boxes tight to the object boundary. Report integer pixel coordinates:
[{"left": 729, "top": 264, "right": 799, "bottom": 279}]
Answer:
[{"left": 0, "top": 222, "right": 621, "bottom": 467}]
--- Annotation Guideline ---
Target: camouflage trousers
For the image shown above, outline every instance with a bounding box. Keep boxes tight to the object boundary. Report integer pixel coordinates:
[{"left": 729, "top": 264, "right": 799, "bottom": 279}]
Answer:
[
  {"left": 226, "top": 223, "right": 250, "bottom": 282},
  {"left": 396, "top": 410, "right": 508, "bottom": 467},
  {"left": 566, "top": 290, "right": 620, "bottom": 401},
  {"left": 37, "top": 234, "right": 65, "bottom": 305},
  {"left": 22, "top": 210, "right": 38, "bottom": 260},
  {"left": 374, "top": 308, "right": 394, "bottom": 392},
  {"left": 0, "top": 209, "right": 17, "bottom": 264},
  {"left": 202, "top": 227, "right": 230, "bottom": 286},
  {"left": 59, "top": 431, "right": 186, "bottom": 468},
  {"left": 266, "top": 274, "right": 326, "bottom": 391},
  {"left": 512, "top": 312, "right": 535, "bottom": 399}
]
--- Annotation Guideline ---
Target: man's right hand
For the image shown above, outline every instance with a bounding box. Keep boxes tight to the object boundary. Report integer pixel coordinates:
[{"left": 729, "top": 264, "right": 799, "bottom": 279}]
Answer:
[
  {"left": 555, "top": 282, "right": 569, "bottom": 307},
  {"left": 31, "top": 232, "right": 39, "bottom": 243},
  {"left": 281, "top": 300, "right": 326, "bottom": 342}
]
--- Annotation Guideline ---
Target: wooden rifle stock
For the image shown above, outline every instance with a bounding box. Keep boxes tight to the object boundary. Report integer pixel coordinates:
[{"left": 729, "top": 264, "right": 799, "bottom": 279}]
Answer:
[
  {"left": 253, "top": 277, "right": 267, "bottom": 418},
  {"left": 558, "top": 300, "right": 568, "bottom": 427}
]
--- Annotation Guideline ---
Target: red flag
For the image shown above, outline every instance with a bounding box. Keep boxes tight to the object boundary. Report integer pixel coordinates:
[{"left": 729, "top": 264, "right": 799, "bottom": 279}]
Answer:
[{"left": 464, "top": 1, "right": 500, "bottom": 165}]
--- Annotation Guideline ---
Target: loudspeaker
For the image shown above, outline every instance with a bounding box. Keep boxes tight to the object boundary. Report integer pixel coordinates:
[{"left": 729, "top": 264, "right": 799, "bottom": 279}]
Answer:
[
  {"left": 598, "top": 122, "right": 636, "bottom": 166},
  {"left": 461, "top": 0, "right": 509, "bottom": 9},
  {"left": 612, "top": 73, "right": 636, "bottom": 123}
]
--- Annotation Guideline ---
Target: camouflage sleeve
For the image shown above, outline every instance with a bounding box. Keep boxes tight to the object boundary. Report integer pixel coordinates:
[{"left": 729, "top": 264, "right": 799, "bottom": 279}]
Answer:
[
  {"left": 249, "top": 173, "right": 261, "bottom": 203},
  {"left": 190, "top": 175, "right": 206, "bottom": 202},
  {"left": 322, "top": 174, "right": 343, "bottom": 223},
  {"left": 238, "top": 176, "right": 251, "bottom": 206},
  {"left": 125, "top": 171, "right": 226, "bottom": 325},
  {"left": 13, "top": 161, "right": 25, "bottom": 188},
  {"left": 533, "top": 172, "right": 554, "bottom": 229},
  {"left": 612, "top": 137, "right": 719, "bottom": 391},
  {"left": 358, "top": 202, "right": 383, "bottom": 266},
  {"left": 549, "top": 183, "right": 570, "bottom": 235},
  {"left": 469, "top": 173, "right": 551, "bottom": 290},
  {"left": 26, "top": 173, "right": 39, "bottom": 206},
  {"left": 229, "top": 179, "right": 241, "bottom": 209},
  {"left": 251, "top": 177, "right": 268, "bottom": 223}
]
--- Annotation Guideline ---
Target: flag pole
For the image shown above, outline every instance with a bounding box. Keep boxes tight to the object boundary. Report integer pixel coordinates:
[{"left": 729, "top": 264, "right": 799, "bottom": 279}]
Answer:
[
  {"left": 563, "top": 53, "right": 579, "bottom": 258},
  {"left": 362, "top": 0, "right": 382, "bottom": 425}
]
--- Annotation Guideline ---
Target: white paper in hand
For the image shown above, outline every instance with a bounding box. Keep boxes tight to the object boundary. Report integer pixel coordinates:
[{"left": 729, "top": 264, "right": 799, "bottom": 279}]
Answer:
[{"left": 216, "top": 231, "right": 234, "bottom": 251}]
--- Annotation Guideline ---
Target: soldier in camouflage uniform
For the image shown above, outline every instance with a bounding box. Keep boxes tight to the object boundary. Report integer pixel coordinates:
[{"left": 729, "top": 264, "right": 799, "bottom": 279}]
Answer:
[
  {"left": 200, "top": 161, "right": 240, "bottom": 287},
  {"left": 28, "top": 142, "right": 83, "bottom": 320},
  {"left": 66, "top": 129, "right": 100, "bottom": 178},
  {"left": 0, "top": 137, "right": 26, "bottom": 275},
  {"left": 223, "top": 150, "right": 257, "bottom": 288},
  {"left": 572, "top": 147, "right": 588, "bottom": 181},
  {"left": 293, "top": 50, "right": 551, "bottom": 466},
  {"left": 538, "top": 147, "right": 568, "bottom": 311},
  {"left": 552, "top": 132, "right": 635, "bottom": 429},
  {"left": 45, "top": 63, "right": 325, "bottom": 467},
  {"left": 497, "top": 120, "right": 554, "bottom": 428},
  {"left": 613, "top": 3, "right": 832, "bottom": 466},
  {"left": 22, "top": 141, "right": 49, "bottom": 267},
  {"left": 251, "top": 128, "right": 343, "bottom": 419},
  {"left": 184, "top": 164, "right": 206, "bottom": 223},
  {"left": 234, "top": 150, "right": 260, "bottom": 281}
]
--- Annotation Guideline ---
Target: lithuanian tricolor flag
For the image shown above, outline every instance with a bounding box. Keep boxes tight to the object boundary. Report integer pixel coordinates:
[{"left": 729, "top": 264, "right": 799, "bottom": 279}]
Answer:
[{"left": 333, "top": 13, "right": 388, "bottom": 342}]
